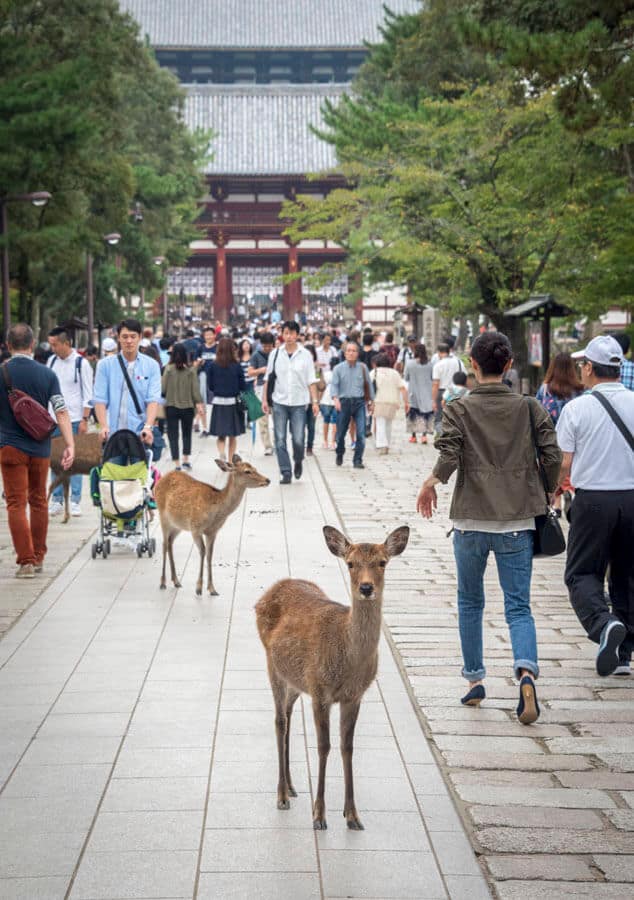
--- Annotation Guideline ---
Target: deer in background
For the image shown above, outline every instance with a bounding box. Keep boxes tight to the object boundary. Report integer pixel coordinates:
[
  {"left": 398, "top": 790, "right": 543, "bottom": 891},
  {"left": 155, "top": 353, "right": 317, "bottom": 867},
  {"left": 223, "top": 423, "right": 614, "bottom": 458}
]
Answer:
[
  {"left": 155, "top": 454, "right": 270, "bottom": 595},
  {"left": 49, "top": 432, "right": 103, "bottom": 523},
  {"left": 256, "top": 524, "right": 409, "bottom": 830}
]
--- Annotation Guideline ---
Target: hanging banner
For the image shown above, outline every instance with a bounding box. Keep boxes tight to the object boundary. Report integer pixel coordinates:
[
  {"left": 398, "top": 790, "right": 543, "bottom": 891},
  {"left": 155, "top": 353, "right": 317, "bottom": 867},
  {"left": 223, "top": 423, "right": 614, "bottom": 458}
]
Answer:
[{"left": 528, "top": 321, "right": 543, "bottom": 367}]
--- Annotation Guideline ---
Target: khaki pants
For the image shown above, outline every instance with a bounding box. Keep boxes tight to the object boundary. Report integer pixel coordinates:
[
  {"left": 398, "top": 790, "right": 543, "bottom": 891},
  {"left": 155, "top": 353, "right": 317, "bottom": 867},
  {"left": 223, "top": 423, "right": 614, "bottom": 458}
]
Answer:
[{"left": 256, "top": 385, "right": 272, "bottom": 450}]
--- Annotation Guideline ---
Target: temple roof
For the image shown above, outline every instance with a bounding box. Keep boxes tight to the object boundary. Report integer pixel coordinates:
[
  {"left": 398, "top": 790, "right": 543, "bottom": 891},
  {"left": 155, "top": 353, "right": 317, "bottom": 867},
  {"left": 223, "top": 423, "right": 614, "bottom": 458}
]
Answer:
[
  {"left": 185, "top": 84, "right": 342, "bottom": 175},
  {"left": 121, "top": 0, "right": 422, "bottom": 49}
]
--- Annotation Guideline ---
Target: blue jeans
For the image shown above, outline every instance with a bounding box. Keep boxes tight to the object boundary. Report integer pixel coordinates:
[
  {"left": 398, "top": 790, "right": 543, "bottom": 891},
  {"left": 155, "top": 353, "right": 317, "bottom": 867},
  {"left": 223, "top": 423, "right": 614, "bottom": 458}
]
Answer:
[
  {"left": 272, "top": 404, "right": 307, "bottom": 477},
  {"left": 453, "top": 529, "right": 538, "bottom": 681},
  {"left": 52, "top": 421, "right": 82, "bottom": 504},
  {"left": 335, "top": 398, "right": 366, "bottom": 464}
]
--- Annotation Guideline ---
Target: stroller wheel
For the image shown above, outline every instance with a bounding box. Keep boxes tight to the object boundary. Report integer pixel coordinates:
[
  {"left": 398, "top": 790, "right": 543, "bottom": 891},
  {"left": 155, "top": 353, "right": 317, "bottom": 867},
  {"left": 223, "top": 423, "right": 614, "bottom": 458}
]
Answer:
[
  {"left": 91, "top": 543, "right": 97, "bottom": 560},
  {"left": 105, "top": 539, "right": 111, "bottom": 554},
  {"left": 151, "top": 538, "right": 157, "bottom": 555},
  {"left": 102, "top": 543, "right": 108, "bottom": 560},
  {"left": 147, "top": 541, "right": 154, "bottom": 558},
  {"left": 136, "top": 544, "right": 144, "bottom": 558}
]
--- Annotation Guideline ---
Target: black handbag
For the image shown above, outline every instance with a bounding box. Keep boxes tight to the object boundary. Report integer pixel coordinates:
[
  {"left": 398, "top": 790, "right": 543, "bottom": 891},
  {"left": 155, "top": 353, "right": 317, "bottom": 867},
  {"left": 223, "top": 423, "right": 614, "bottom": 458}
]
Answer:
[
  {"left": 527, "top": 400, "right": 566, "bottom": 557},
  {"left": 265, "top": 349, "right": 279, "bottom": 407}
]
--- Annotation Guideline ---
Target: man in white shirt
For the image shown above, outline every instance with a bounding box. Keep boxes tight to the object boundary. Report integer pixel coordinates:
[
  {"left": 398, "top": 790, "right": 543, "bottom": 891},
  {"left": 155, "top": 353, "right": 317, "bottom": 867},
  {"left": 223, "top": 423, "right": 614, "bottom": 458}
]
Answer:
[
  {"left": 47, "top": 326, "right": 94, "bottom": 517},
  {"left": 557, "top": 335, "right": 634, "bottom": 677},
  {"left": 263, "top": 321, "right": 319, "bottom": 484},
  {"left": 432, "top": 343, "right": 464, "bottom": 433}
]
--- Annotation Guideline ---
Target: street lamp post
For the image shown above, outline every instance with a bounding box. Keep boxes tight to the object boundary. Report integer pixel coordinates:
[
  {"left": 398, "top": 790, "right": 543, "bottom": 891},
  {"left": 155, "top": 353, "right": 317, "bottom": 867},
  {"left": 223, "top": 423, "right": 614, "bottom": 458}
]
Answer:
[
  {"left": 86, "top": 232, "right": 121, "bottom": 341},
  {"left": 152, "top": 256, "right": 167, "bottom": 334},
  {"left": 0, "top": 191, "right": 52, "bottom": 340}
]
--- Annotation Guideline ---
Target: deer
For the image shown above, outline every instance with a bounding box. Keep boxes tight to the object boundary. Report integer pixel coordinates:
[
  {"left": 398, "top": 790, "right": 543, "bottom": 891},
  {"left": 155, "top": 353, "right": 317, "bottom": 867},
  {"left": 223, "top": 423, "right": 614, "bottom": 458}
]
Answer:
[
  {"left": 48, "top": 431, "right": 103, "bottom": 523},
  {"left": 154, "top": 454, "right": 270, "bottom": 596},
  {"left": 255, "top": 524, "right": 409, "bottom": 831}
]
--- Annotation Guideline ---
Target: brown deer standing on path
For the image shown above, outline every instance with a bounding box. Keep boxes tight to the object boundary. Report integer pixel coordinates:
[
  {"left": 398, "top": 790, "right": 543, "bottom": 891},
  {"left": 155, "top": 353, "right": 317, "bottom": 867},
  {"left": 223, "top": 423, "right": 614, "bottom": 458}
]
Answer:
[
  {"left": 48, "top": 432, "right": 103, "bottom": 523},
  {"left": 155, "top": 455, "right": 270, "bottom": 595},
  {"left": 255, "top": 524, "right": 409, "bottom": 830}
]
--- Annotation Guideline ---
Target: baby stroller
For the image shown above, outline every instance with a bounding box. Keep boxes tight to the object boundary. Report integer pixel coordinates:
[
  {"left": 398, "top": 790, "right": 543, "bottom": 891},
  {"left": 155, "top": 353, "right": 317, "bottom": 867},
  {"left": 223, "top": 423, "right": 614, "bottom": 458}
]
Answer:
[{"left": 90, "top": 429, "right": 156, "bottom": 559}]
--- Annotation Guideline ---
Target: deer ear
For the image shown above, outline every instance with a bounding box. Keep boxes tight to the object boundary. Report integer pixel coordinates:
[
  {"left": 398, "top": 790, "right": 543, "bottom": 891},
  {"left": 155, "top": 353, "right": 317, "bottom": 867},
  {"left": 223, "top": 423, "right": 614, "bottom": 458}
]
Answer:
[
  {"left": 323, "top": 526, "right": 350, "bottom": 558},
  {"left": 385, "top": 525, "right": 409, "bottom": 558},
  {"left": 215, "top": 458, "right": 233, "bottom": 472},
  {"left": 231, "top": 453, "right": 242, "bottom": 464}
]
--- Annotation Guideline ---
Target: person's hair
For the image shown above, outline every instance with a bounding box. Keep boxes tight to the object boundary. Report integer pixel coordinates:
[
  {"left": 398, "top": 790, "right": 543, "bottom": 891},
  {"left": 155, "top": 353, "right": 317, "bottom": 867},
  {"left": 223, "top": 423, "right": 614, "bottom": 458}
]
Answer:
[
  {"left": 453, "top": 371, "right": 468, "bottom": 386},
  {"left": 544, "top": 352, "right": 582, "bottom": 399},
  {"left": 344, "top": 341, "right": 359, "bottom": 353},
  {"left": 215, "top": 337, "right": 237, "bottom": 367},
  {"left": 170, "top": 342, "right": 188, "bottom": 370},
  {"left": 202, "top": 326, "right": 215, "bottom": 336},
  {"left": 118, "top": 318, "right": 142, "bottom": 335},
  {"left": 85, "top": 344, "right": 98, "bottom": 357},
  {"left": 362, "top": 333, "right": 374, "bottom": 347},
  {"left": 48, "top": 326, "right": 72, "bottom": 344},
  {"left": 260, "top": 332, "right": 274, "bottom": 346},
  {"left": 437, "top": 342, "right": 449, "bottom": 354},
  {"left": 159, "top": 336, "right": 172, "bottom": 350},
  {"left": 374, "top": 353, "right": 391, "bottom": 368},
  {"left": 446, "top": 335, "right": 456, "bottom": 349},
  {"left": 7, "top": 323, "right": 34, "bottom": 351},
  {"left": 143, "top": 327, "right": 154, "bottom": 339},
  {"left": 414, "top": 343, "right": 428, "bottom": 364},
  {"left": 304, "top": 342, "right": 317, "bottom": 361},
  {"left": 139, "top": 344, "right": 161, "bottom": 365},
  {"left": 590, "top": 361, "right": 621, "bottom": 379},
  {"left": 282, "top": 320, "right": 299, "bottom": 334},
  {"left": 470, "top": 332, "right": 512, "bottom": 375},
  {"left": 385, "top": 332, "right": 394, "bottom": 344},
  {"left": 185, "top": 329, "right": 195, "bottom": 338},
  {"left": 611, "top": 332, "right": 631, "bottom": 355},
  {"left": 239, "top": 338, "right": 252, "bottom": 359}
]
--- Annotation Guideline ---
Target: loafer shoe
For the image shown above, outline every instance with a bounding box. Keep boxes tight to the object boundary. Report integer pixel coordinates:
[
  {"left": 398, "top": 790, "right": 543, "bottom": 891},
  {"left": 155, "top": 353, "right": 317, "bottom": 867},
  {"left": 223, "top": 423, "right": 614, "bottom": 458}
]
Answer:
[
  {"left": 461, "top": 685, "right": 485, "bottom": 707},
  {"left": 597, "top": 619, "right": 627, "bottom": 677},
  {"left": 353, "top": 462, "right": 365, "bottom": 469},
  {"left": 280, "top": 474, "right": 292, "bottom": 485},
  {"left": 517, "top": 675, "right": 540, "bottom": 725},
  {"left": 294, "top": 461, "right": 303, "bottom": 479},
  {"left": 335, "top": 455, "right": 343, "bottom": 466}
]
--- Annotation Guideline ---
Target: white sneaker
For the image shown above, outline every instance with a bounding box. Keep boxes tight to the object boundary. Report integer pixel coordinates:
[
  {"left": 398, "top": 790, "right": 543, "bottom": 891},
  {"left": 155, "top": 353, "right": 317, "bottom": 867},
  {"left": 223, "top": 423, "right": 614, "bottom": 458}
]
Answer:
[
  {"left": 49, "top": 501, "right": 63, "bottom": 516},
  {"left": 71, "top": 502, "right": 82, "bottom": 517},
  {"left": 264, "top": 447, "right": 274, "bottom": 456}
]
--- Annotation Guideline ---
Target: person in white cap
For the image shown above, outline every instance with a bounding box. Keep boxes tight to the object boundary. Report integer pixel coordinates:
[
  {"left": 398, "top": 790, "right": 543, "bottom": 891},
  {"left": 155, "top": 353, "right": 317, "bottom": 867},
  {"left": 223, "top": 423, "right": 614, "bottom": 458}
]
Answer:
[
  {"left": 101, "top": 337, "right": 118, "bottom": 357},
  {"left": 556, "top": 335, "right": 634, "bottom": 676}
]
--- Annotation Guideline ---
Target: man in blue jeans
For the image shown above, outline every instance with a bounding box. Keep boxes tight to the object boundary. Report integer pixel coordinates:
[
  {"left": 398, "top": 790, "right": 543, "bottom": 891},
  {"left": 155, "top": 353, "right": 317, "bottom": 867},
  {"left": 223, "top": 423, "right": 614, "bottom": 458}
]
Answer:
[
  {"left": 262, "top": 322, "right": 319, "bottom": 485},
  {"left": 331, "top": 342, "right": 374, "bottom": 469}
]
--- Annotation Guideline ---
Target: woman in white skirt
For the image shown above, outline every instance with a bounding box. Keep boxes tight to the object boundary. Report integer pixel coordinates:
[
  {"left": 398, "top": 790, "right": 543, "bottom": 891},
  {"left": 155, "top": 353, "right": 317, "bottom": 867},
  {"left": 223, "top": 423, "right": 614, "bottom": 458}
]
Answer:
[{"left": 372, "top": 353, "right": 409, "bottom": 454}]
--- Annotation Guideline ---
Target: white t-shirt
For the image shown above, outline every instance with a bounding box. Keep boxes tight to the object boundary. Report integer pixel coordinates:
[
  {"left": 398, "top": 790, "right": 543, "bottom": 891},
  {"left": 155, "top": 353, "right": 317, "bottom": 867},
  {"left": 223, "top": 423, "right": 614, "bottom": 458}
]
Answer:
[
  {"left": 265, "top": 346, "right": 317, "bottom": 406},
  {"left": 316, "top": 346, "right": 337, "bottom": 371},
  {"left": 556, "top": 383, "right": 634, "bottom": 490},
  {"left": 432, "top": 355, "right": 463, "bottom": 390}
]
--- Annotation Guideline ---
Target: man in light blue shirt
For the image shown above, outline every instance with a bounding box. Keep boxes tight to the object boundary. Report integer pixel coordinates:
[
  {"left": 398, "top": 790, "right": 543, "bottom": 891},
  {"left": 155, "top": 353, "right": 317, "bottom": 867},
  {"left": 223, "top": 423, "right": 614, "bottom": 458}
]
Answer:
[
  {"left": 331, "top": 342, "right": 374, "bottom": 469},
  {"left": 557, "top": 335, "right": 634, "bottom": 677},
  {"left": 94, "top": 319, "right": 161, "bottom": 446}
]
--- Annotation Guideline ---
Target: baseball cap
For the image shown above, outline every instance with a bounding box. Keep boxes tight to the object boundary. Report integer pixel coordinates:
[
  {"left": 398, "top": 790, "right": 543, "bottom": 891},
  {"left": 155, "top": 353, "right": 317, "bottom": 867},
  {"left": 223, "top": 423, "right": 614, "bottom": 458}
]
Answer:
[
  {"left": 571, "top": 335, "right": 623, "bottom": 367},
  {"left": 102, "top": 337, "right": 117, "bottom": 353},
  {"left": 407, "top": 335, "right": 417, "bottom": 343}
]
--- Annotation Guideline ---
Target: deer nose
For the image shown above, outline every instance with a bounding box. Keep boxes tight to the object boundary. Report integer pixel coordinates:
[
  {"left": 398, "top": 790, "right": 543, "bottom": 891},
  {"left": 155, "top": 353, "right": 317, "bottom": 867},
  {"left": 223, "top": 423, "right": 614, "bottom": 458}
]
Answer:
[{"left": 359, "top": 582, "right": 374, "bottom": 597}]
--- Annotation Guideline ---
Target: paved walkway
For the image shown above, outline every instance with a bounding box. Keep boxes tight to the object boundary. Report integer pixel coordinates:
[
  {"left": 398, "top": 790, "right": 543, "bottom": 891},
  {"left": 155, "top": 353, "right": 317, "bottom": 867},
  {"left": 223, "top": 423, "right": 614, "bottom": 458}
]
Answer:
[{"left": 0, "top": 433, "right": 490, "bottom": 900}]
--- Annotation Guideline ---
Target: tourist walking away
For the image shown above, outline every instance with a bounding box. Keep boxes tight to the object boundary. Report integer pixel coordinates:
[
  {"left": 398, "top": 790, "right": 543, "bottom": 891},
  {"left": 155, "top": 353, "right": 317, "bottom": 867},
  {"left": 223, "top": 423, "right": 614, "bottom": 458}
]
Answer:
[
  {"left": 536, "top": 352, "right": 582, "bottom": 515},
  {"left": 613, "top": 332, "right": 634, "bottom": 391},
  {"left": 46, "top": 326, "right": 94, "bottom": 517},
  {"left": 248, "top": 332, "right": 274, "bottom": 455},
  {"left": 262, "top": 321, "right": 319, "bottom": 484},
  {"left": 432, "top": 342, "right": 465, "bottom": 434},
  {"left": 404, "top": 344, "right": 434, "bottom": 443},
  {"left": 442, "top": 371, "right": 469, "bottom": 407},
  {"left": 381, "top": 331, "right": 398, "bottom": 367},
  {"left": 0, "top": 324, "right": 75, "bottom": 577},
  {"left": 195, "top": 326, "right": 217, "bottom": 434},
  {"left": 557, "top": 335, "right": 634, "bottom": 676},
  {"left": 304, "top": 343, "right": 318, "bottom": 455},
  {"left": 161, "top": 343, "right": 204, "bottom": 471},
  {"left": 205, "top": 337, "right": 246, "bottom": 462},
  {"left": 331, "top": 341, "right": 374, "bottom": 469},
  {"left": 395, "top": 334, "right": 417, "bottom": 373},
  {"left": 94, "top": 319, "right": 161, "bottom": 451},
  {"left": 417, "top": 332, "right": 561, "bottom": 724},
  {"left": 371, "top": 353, "right": 409, "bottom": 454}
]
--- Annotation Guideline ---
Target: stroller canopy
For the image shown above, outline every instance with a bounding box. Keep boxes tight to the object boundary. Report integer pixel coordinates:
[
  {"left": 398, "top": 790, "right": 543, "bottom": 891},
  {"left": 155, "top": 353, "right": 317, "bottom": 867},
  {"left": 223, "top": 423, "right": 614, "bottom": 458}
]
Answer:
[{"left": 102, "top": 429, "right": 146, "bottom": 466}]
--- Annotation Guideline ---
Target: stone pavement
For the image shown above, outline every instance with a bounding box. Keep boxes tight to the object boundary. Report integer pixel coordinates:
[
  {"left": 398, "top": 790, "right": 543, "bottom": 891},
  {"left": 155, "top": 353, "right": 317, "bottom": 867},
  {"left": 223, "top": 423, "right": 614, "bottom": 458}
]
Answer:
[
  {"left": 0, "top": 432, "right": 491, "bottom": 900},
  {"left": 315, "top": 419, "right": 634, "bottom": 898}
]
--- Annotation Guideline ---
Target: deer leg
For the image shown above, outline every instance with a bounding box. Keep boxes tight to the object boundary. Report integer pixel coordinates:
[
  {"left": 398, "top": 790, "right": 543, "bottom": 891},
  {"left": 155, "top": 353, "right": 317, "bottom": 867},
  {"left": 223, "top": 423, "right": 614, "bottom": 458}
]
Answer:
[
  {"left": 167, "top": 531, "right": 181, "bottom": 588},
  {"left": 267, "top": 665, "right": 292, "bottom": 809},
  {"left": 160, "top": 524, "right": 169, "bottom": 589},
  {"left": 312, "top": 700, "right": 331, "bottom": 830},
  {"left": 285, "top": 691, "right": 300, "bottom": 798},
  {"left": 47, "top": 475, "right": 62, "bottom": 502},
  {"left": 205, "top": 533, "right": 218, "bottom": 596},
  {"left": 340, "top": 700, "right": 363, "bottom": 830},
  {"left": 62, "top": 480, "right": 70, "bottom": 524},
  {"left": 194, "top": 534, "right": 205, "bottom": 596}
]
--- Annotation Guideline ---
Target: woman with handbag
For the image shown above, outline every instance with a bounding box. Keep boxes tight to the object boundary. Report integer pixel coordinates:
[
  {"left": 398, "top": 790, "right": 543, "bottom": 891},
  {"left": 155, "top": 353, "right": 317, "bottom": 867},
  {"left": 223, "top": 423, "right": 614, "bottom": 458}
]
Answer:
[
  {"left": 416, "top": 332, "right": 562, "bottom": 725},
  {"left": 205, "top": 338, "right": 246, "bottom": 462},
  {"left": 161, "top": 343, "right": 205, "bottom": 471}
]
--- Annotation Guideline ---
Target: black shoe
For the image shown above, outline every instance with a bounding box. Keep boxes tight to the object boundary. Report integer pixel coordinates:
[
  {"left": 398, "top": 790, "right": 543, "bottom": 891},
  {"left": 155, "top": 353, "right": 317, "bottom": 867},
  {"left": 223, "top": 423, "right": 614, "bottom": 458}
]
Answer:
[
  {"left": 461, "top": 684, "right": 485, "bottom": 707},
  {"left": 280, "top": 474, "right": 292, "bottom": 485},
  {"left": 597, "top": 619, "right": 627, "bottom": 676},
  {"left": 306, "top": 448, "right": 313, "bottom": 457},
  {"left": 336, "top": 454, "right": 343, "bottom": 466},
  {"left": 294, "top": 461, "right": 303, "bottom": 479},
  {"left": 353, "top": 462, "right": 365, "bottom": 469},
  {"left": 517, "top": 675, "right": 540, "bottom": 725}
]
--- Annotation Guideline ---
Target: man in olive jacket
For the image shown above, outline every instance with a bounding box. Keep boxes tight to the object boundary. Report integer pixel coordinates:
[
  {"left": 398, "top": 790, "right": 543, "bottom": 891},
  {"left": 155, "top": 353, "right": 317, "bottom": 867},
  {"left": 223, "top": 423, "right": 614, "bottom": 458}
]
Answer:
[{"left": 417, "top": 332, "right": 561, "bottom": 726}]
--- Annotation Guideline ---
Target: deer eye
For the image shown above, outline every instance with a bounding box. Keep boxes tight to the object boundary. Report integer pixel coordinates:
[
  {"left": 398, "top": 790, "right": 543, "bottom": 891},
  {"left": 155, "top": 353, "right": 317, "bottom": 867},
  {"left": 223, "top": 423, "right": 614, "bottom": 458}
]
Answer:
[
  {"left": 347, "top": 562, "right": 354, "bottom": 569},
  {"left": 378, "top": 561, "right": 387, "bottom": 568}
]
